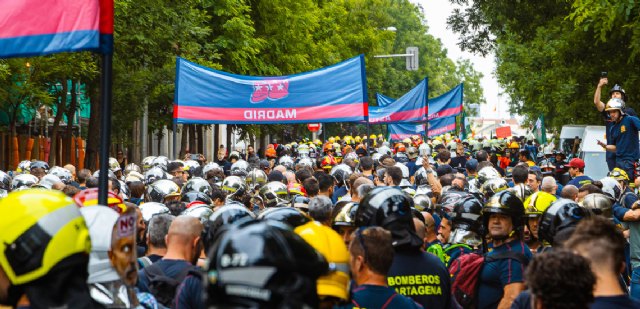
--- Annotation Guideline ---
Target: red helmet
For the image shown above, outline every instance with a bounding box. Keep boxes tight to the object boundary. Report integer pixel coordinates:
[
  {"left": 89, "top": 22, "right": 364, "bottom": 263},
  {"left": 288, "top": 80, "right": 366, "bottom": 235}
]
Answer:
[
  {"left": 73, "top": 188, "right": 127, "bottom": 214},
  {"left": 395, "top": 143, "right": 406, "bottom": 153}
]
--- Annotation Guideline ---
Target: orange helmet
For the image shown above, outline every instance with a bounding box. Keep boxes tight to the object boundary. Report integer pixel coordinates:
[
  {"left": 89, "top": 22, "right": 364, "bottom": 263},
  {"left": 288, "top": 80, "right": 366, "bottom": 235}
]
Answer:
[
  {"left": 324, "top": 143, "right": 335, "bottom": 153},
  {"left": 394, "top": 143, "right": 406, "bottom": 153},
  {"left": 265, "top": 148, "right": 277, "bottom": 158}
]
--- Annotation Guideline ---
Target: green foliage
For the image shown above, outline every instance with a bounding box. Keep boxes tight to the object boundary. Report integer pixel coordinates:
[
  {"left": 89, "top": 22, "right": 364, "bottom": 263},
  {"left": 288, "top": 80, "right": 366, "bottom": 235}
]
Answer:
[{"left": 447, "top": 0, "right": 640, "bottom": 130}]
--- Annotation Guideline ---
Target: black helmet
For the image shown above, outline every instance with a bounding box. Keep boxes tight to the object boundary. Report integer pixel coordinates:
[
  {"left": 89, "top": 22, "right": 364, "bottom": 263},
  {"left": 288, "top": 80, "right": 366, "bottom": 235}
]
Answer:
[
  {"left": 356, "top": 187, "right": 423, "bottom": 251},
  {"left": 483, "top": 190, "right": 525, "bottom": 237},
  {"left": 202, "top": 204, "right": 255, "bottom": 253},
  {"left": 180, "top": 191, "right": 213, "bottom": 206},
  {"left": 205, "top": 220, "right": 328, "bottom": 308},
  {"left": 258, "top": 207, "right": 312, "bottom": 228},
  {"left": 538, "top": 198, "right": 589, "bottom": 245},
  {"left": 481, "top": 178, "right": 509, "bottom": 199},
  {"left": 610, "top": 84, "right": 627, "bottom": 100},
  {"left": 182, "top": 177, "right": 213, "bottom": 196},
  {"left": 451, "top": 196, "right": 484, "bottom": 246}
]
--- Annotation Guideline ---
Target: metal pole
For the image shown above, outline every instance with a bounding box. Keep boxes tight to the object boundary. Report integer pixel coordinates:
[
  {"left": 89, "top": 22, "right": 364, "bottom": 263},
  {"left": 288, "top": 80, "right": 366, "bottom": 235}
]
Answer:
[
  {"left": 98, "top": 54, "right": 113, "bottom": 205},
  {"left": 141, "top": 98, "right": 148, "bottom": 160},
  {"left": 172, "top": 121, "right": 177, "bottom": 159}
]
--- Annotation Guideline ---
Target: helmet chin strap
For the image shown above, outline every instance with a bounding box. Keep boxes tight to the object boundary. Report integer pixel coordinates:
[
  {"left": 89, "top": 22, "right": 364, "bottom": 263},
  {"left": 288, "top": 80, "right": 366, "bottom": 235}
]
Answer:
[{"left": 491, "top": 230, "right": 515, "bottom": 242}]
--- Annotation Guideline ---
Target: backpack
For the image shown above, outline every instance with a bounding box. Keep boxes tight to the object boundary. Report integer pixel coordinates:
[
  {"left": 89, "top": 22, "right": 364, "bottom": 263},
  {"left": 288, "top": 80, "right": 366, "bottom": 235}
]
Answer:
[
  {"left": 449, "top": 251, "right": 529, "bottom": 309},
  {"left": 144, "top": 263, "right": 196, "bottom": 307}
]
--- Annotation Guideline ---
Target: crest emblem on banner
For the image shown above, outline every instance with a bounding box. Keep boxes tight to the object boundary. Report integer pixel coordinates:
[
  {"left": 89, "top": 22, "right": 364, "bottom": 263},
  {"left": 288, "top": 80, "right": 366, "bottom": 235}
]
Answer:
[{"left": 251, "top": 80, "right": 289, "bottom": 103}]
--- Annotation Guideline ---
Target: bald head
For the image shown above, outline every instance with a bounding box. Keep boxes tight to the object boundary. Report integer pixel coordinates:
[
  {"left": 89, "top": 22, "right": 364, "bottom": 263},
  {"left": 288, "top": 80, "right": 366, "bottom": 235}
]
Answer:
[
  {"left": 561, "top": 185, "right": 579, "bottom": 201},
  {"left": 168, "top": 216, "right": 203, "bottom": 240},
  {"left": 422, "top": 212, "right": 437, "bottom": 239},
  {"left": 274, "top": 165, "right": 287, "bottom": 174}
]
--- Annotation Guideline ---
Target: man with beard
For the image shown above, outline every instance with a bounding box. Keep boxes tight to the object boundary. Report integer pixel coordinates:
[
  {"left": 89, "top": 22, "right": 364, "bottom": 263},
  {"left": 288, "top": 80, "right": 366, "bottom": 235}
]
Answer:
[{"left": 137, "top": 216, "right": 203, "bottom": 307}]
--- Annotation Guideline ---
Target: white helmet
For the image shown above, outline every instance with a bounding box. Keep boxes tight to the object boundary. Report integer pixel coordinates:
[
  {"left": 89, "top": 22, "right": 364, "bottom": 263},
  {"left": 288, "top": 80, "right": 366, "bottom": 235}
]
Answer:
[{"left": 108, "top": 157, "right": 121, "bottom": 173}]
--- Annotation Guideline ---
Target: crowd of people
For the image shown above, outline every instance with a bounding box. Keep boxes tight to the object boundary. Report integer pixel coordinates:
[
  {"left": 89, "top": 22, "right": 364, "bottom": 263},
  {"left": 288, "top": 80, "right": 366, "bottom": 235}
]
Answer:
[{"left": 0, "top": 79, "right": 639, "bottom": 308}]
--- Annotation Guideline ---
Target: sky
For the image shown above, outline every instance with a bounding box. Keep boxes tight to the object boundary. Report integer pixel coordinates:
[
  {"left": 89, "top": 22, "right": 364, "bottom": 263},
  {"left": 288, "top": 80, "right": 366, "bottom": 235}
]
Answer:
[{"left": 413, "top": 0, "right": 510, "bottom": 119}]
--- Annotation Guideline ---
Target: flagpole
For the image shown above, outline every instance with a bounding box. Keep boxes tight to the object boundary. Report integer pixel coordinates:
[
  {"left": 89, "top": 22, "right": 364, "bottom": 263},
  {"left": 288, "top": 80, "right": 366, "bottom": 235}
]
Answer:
[{"left": 98, "top": 53, "right": 113, "bottom": 205}]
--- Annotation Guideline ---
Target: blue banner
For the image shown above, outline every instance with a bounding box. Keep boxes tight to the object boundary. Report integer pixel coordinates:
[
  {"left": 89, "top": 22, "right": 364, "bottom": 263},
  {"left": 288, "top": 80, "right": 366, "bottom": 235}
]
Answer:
[
  {"left": 428, "top": 116, "right": 457, "bottom": 137},
  {"left": 174, "top": 55, "right": 368, "bottom": 124},
  {"left": 376, "top": 93, "right": 395, "bottom": 107},
  {"left": 368, "top": 79, "right": 427, "bottom": 123},
  {"left": 389, "top": 123, "right": 425, "bottom": 140},
  {"left": 428, "top": 84, "right": 463, "bottom": 120}
]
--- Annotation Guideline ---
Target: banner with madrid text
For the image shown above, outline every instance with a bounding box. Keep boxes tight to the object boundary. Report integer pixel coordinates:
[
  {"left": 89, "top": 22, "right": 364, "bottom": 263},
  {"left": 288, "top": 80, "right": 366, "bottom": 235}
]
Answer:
[
  {"left": 367, "top": 79, "right": 427, "bottom": 123},
  {"left": 0, "top": 0, "right": 113, "bottom": 58},
  {"left": 174, "top": 56, "right": 368, "bottom": 124},
  {"left": 428, "top": 83, "right": 463, "bottom": 120}
]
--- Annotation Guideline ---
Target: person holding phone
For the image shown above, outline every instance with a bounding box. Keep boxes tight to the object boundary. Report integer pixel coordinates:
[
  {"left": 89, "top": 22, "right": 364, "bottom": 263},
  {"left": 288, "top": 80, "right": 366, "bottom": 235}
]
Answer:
[{"left": 593, "top": 72, "right": 634, "bottom": 171}]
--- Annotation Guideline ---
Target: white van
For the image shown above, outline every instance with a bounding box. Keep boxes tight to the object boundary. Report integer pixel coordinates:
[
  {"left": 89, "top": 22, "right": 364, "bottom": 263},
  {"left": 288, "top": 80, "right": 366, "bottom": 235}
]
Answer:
[{"left": 577, "top": 126, "right": 608, "bottom": 181}]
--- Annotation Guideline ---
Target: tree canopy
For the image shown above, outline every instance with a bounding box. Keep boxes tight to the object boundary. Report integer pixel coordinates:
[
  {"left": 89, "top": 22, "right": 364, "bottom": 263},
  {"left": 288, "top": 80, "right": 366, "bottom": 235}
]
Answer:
[{"left": 447, "top": 0, "right": 640, "bottom": 130}]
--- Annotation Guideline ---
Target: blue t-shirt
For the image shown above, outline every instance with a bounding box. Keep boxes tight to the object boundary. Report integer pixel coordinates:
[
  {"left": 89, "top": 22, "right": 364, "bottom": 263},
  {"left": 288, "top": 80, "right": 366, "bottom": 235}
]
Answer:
[
  {"left": 591, "top": 295, "right": 640, "bottom": 309},
  {"left": 406, "top": 160, "right": 418, "bottom": 177},
  {"left": 610, "top": 115, "right": 640, "bottom": 162},
  {"left": 387, "top": 250, "right": 452, "bottom": 309},
  {"left": 567, "top": 175, "right": 593, "bottom": 189},
  {"left": 336, "top": 284, "right": 423, "bottom": 309},
  {"left": 478, "top": 239, "right": 532, "bottom": 309},
  {"left": 174, "top": 272, "right": 204, "bottom": 309}
]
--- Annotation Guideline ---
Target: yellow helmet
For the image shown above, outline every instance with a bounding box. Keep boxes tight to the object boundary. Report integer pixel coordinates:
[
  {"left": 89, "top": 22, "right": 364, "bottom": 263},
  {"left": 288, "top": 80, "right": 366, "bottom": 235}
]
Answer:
[
  {"left": 609, "top": 168, "right": 630, "bottom": 182},
  {"left": 328, "top": 137, "right": 335, "bottom": 144},
  {"left": 524, "top": 191, "right": 557, "bottom": 217},
  {"left": 314, "top": 139, "right": 322, "bottom": 146},
  {"left": 335, "top": 136, "right": 341, "bottom": 142},
  {"left": 369, "top": 134, "right": 376, "bottom": 139},
  {"left": 0, "top": 189, "right": 91, "bottom": 285},
  {"left": 354, "top": 136, "right": 361, "bottom": 143},
  {"left": 294, "top": 221, "right": 350, "bottom": 301}
]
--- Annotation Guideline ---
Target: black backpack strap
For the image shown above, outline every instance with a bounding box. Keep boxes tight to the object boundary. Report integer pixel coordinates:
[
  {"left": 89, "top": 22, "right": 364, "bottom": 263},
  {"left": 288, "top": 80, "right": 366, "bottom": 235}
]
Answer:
[
  {"left": 485, "top": 251, "right": 529, "bottom": 266},
  {"left": 144, "top": 263, "right": 166, "bottom": 281}
]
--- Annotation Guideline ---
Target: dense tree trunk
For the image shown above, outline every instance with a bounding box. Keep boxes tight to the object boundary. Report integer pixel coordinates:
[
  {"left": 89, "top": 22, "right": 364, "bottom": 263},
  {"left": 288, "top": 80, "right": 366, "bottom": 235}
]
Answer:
[
  {"left": 197, "top": 125, "right": 204, "bottom": 154},
  {"left": 180, "top": 124, "right": 188, "bottom": 158},
  {"left": 214, "top": 124, "right": 219, "bottom": 152},
  {"left": 226, "top": 125, "right": 232, "bottom": 152},
  {"left": 188, "top": 124, "right": 196, "bottom": 154}
]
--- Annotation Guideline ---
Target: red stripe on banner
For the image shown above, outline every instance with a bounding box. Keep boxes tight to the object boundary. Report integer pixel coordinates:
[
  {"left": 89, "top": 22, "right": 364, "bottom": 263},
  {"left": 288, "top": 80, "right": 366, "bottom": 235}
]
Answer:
[
  {"left": 100, "top": 0, "right": 114, "bottom": 35},
  {"left": 175, "top": 103, "right": 367, "bottom": 122},
  {"left": 428, "top": 106, "right": 462, "bottom": 120},
  {"left": 363, "top": 102, "right": 369, "bottom": 117},
  {"left": 428, "top": 123, "right": 457, "bottom": 137},
  {"left": 369, "top": 107, "right": 427, "bottom": 123},
  {"left": 0, "top": 0, "right": 100, "bottom": 38},
  {"left": 390, "top": 133, "right": 414, "bottom": 140}
]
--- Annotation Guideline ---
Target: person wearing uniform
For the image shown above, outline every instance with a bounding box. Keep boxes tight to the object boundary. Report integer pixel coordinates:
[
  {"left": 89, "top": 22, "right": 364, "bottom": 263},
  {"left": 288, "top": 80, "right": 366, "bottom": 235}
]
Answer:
[
  {"left": 599, "top": 98, "right": 640, "bottom": 182},
  {"left": 594, "top": 78, "right": 633, "bottom": 171},
  {"left": 477, "top": 190, "right": 532, "bottom": 309},
  {"left": 356, "top": 187, "right": 452, "bottom": 309},
  {"left": 337, "top": 226, "right": 422, "bottom": 309}
]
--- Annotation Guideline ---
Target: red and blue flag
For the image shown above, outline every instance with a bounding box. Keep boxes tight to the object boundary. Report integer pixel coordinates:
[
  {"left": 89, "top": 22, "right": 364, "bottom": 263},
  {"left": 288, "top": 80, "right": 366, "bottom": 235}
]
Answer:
[
  {"left": 368, "top": 79, "right": 427, "bottom": 123},
  {"left": 428, "top": 84, "right": 463, "bottom": 120},
  {"left": 0, "top": 0, "right": 113, "bottom": 58},
  {"left": 174, "top": 55, "right": 369, "bottom": 124}
]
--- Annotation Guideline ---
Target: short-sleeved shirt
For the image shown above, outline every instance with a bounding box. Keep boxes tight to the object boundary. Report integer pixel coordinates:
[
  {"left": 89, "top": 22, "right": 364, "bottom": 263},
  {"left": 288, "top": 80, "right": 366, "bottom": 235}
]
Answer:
[
  {"left": 387, "top": 250, "right": 452, "bottom": 309},
  {"left": 477, "top": 239, "right": 532, "bottom": 309},
  {"left": 336, "top": 284, "right": 423, "bottom": 309},
  {"left": 566, "top": 175, "right": 593, "bottom": 189},
  {"left": 610, "top": 115, "right": 640, "bottom": 162}
]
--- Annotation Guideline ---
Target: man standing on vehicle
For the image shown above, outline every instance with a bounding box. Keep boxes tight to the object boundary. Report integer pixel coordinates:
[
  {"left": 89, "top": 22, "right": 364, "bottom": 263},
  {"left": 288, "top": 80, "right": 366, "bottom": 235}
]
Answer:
[
  {"left": 598, "top": 98, "right": 640, "bottom": 182},
  {"left": 594, "top": 76, "right": 634, "bottom": 171}
]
